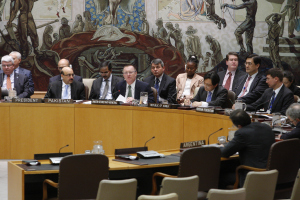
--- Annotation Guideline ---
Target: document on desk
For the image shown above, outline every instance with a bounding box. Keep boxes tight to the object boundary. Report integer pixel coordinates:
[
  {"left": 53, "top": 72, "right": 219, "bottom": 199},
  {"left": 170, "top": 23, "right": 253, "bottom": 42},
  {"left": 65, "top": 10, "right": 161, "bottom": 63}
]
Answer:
[{"left": 116, "top": 95, "right": 126, "bottom": 103}]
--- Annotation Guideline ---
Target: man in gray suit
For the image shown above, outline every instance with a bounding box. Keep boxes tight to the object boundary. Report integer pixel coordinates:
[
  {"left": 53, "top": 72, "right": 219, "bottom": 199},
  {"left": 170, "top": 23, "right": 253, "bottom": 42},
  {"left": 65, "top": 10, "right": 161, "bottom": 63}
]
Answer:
[{"left": 89, "top": 61, "right": 123, "bottom": 100}]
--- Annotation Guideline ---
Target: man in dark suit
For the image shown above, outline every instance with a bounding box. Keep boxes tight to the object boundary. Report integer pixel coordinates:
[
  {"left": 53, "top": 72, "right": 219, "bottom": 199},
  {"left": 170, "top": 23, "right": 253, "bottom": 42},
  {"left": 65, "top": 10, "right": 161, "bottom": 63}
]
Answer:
[
  {"left": 279, "top": 103, "right": 300, "bottom": 140},
  {"left": 144, "top": 58, "right": 177, "bottom": 103},
  {"left": 0, "top": 55, "right": 31, "bottom": 98},
  {"left": 45, "top": 67, "right": 85, "bottom": 100},
  {"left": 220, "top": 110, "right": 275, "bottom": 187},
  {"left": 113, "top": 65, "right": 154, "bottom": 103},
  {"left": 233, "top": 54, "right": 268, "bottom": 105},
  {"left": 246, "top": 68, "right": 294, "bottom": 115},
  {"left": 89, "top": 61, "right": 123, "bottom": 100},
  {"left": 9, "top": 51, "right": 34, "bottom": 96},
  {"left": 49, "top": 59, "right": 82, "bottom": 84},
  {"left": 218, "top": 52, "right": 246, "bottom": 91},
  {"left": 191, "top": 71, "right": 227, "bottom": 108}
]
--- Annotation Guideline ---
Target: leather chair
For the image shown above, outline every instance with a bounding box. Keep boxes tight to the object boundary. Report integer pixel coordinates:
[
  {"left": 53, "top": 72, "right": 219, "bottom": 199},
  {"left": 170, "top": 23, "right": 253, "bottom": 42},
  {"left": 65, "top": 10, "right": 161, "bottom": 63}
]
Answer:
[
  {"left": 84, "top": 85, "right": 89, "bottom": 100},
  {"left": 151, "top": 87, "right": 158, "bottom": 103},
  {"left": 224, "top": 90, "right": 236, "bottom": 108},
  {"left": 138, "top": 193, "right": 178, "bottom": 200},
  {"left": 43, "top": 154, "right": 109, "bottom": 200},
  {"left": 151, "top": 147, "right": 221, "bottom": 200},
  {"left": 82, "top": 78, "right": 96, "bottom": 97},
  {"left": 233, "top": 139, "right": 300, "bottom": 199},
  {"left": 207, "top": 188, "right": 246, "bottom": 200}
]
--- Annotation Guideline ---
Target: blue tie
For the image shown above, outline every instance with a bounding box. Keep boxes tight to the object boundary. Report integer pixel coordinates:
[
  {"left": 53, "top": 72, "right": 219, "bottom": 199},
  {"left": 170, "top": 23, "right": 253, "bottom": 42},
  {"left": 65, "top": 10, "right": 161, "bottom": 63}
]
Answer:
[
  {"left": 269, "top": 91, "right": 276, "bottom": 112},
  {"left": 206, "top": 91, "right": 212, "bottom": 102},
  {"left": 154, "top": 78, "right": 160, "bottom": 103},
  {"left": 63, "top": 85, "right": 69, "bottom": 99}
]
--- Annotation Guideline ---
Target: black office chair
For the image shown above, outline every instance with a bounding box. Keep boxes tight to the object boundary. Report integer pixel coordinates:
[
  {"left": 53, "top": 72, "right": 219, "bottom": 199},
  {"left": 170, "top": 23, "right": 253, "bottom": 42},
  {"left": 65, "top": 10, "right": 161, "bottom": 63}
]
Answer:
[
  {"left": 224, "top": 90, "right": 236, "bottom": 108},
  {"left": 43, "top": 154, "right": 109, "bottom": 200}
]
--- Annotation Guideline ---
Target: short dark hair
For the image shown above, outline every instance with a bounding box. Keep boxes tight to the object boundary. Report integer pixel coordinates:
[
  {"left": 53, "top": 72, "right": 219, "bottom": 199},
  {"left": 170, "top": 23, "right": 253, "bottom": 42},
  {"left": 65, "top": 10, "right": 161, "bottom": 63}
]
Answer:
[
  {"left": 123, "top": 64, "right": 137, "bottom": 71},
  {"left": 187, "top": 55, "right": 199, "bottom": 66},
  {"left": 230, "top": 109, "right": 251, "bottom": 127},
  {"left": 226, "top": 52, "right": 239, "bottom": 61},
  {"left": 151, "top": 58, "right": 164, "bottom": 67},
  {"left": 266, "top": 68, "right": 283, "bottom": 82},
  {"left": 99, "top": 61, "right": 112, "bottom": 71},
  {"left": 283, "top": 70, "right": 294, "bottom": 84},
  {"left": 204, "top": 71, "right": 220, "bottom": 86},
  {"left": 246, "top": 54, "right": 261, "bottom": 65}
]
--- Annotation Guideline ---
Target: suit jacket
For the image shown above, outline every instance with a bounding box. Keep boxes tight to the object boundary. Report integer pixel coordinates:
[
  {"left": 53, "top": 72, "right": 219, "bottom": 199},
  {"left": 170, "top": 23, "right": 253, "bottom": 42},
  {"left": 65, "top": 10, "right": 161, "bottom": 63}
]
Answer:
[
  {"left": 44, "top": 80, "right": 85, "bottom": 100},
  {"left": 0, "top": 73, "right": 30, "bottom": 98},
  {"left": 246, "top": 85, "right": 294, "bottom": 115},
  {"left": 89, "top": 75, "right": 123, "bottom": 100},
  {"left": 218, "top": 69, "right": 246, "bottom": 91},
  {"left": 16, "top": 67, "right": 34, "bottom": 96},
  {"left": 289, "top": 84, "right": 300, "bottom": 97},
  {"left": 280, "top": 122, "right": 300, "bottom": 139},
  {"left": 144, "top": 74, "right": 177, "bottom": 104},
  {"left": 113, "top": 80, "right": 155, "bottom": 103},
  {"left": 49, "top": 74, "right": 82, "bottom": 84},
  {"left": 176, "top": 73, "right": 204, "bottom": 99},
  {"left": 191, "top": 85, "right": 228, "bottom": 108},
  {"left": 234, "top": 73, "right": 268, "bottom": 104}
]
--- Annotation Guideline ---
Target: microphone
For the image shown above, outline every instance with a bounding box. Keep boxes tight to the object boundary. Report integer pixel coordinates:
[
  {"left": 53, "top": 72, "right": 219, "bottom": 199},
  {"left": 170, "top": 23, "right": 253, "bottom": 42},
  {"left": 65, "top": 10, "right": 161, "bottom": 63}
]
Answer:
[
  {"left": 207, "top": 128, "right": 223, "bottom": 145},
  {"left": 144, "top": 136, "right": 155, "bottom": 147},
  {"left": 59, "top": 144, "right": 69, "bottom": 154},
  {"left": 254, "top": 99, "right": 270, "bottom": 114}
]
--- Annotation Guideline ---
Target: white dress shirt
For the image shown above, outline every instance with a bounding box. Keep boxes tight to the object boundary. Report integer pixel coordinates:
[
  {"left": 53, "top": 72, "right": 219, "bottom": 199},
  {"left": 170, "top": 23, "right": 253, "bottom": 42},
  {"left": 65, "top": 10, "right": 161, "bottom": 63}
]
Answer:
[{"left": 100, "top": 74, "right": 113, "bottom": 99}]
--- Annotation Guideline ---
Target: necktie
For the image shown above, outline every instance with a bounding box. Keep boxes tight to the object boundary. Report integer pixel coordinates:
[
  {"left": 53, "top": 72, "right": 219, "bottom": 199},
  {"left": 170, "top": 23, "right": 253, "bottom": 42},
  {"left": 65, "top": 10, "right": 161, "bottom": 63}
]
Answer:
[
  {"left": 127, "top": 85, "right": 132, "bottom": 98},
  {"left": 224, "top": 72, "right": 232, "bottom": 90},
  {"left": 7, "top": 75, "right": 12, "bottom": 90},
  {"left": 63, "top": 85, "right": 69, "bottom": 99},
  {"left": 101, "top": 79, "right": 109, "bottom": 99},
  {"left": 154, "top": 78, "right": 160, "bottom": 103},
  {"left": 240, "top": 76, "right": 251, "bottom": 97},
  {"left": 269, "top": 91, "right": 276, "bottom": 112},
  {"left": 206, "top": 91, "right": 212, "bottom": 102}
]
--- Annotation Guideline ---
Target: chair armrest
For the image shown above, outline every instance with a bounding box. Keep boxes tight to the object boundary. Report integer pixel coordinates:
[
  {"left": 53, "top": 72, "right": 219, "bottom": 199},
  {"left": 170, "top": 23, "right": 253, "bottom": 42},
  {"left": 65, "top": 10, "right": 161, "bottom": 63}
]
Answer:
[
  {"left": 233, "top": 165, "right": 266, "bottom": 189},
  {"left": 151, "top": 172, "right": 177, "bottom": 195},
  {"left": 43, "top": 179, "right": 58, "bottom": 200}
]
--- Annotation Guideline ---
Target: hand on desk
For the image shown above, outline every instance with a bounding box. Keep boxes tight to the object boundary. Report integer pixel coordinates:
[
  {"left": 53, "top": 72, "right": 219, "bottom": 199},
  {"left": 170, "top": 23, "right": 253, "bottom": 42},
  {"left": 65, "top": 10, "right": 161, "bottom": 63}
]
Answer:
[
  {"left": 192, "top": 101, "right": 202, "bottom": 107},
  {"left": 126, "top": 97, "right": 134, "bottom": 103}
]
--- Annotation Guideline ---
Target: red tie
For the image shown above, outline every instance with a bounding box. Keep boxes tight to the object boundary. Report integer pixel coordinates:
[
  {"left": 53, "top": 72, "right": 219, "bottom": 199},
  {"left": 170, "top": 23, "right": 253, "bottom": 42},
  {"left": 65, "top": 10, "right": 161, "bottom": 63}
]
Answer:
[
  {"left": 7, "top": 75, "right": 12, "bottom": 90},
  {"left": 240, "top": 76, "right": 251, "bottom": 97},
  {"left": 224, "top": 72, "right": 232, "bottom": 90}
]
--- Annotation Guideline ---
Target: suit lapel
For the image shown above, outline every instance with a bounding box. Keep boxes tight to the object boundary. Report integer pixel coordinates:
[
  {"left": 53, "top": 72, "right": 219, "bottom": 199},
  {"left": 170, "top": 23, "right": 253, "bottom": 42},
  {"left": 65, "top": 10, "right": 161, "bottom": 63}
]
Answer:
[
  {"left": 14, "top": 73, "right": 20, "bottom": 95},
  {"left": 120, "top": 81, "right": 126, "bottom": 97},
  {"left": 200, "top": 87, "right": 207, "bottom": 101},
  {"left": 0, "top": 73, "right": 3, "bottom": 87},
  {"left": 211, "top": 86, "right": 219, "bottom": 101},
  {"left": 110, "top": 76, "right": 116, "bottom": 93},
  {"left": 159, "top": 74, "right": 167, "bottom": 95},
  {"left": 96, "top": 78, "right": 103, "bottom": 98},
  {"left": 249, "top": 74, "right": 260, "bottom": 92},
  {"left": 272, "top": 86, "right": 284, "bottom": 111},
  {"left": 57, "top": 81, "right": 63, "bottom": 99},
  {"left": 236, "top": 75, "right": 248, "bottom": 94},
  {"left": 219, "top": 71, "right": 226, "bottom": 84},
  {"left": 134, "top": 80, "right": 140, "bottom": 99}
]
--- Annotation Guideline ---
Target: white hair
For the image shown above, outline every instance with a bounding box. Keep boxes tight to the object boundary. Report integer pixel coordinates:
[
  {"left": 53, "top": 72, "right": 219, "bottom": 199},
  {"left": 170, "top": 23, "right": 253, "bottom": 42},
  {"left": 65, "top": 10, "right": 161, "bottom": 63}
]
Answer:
[
  {"left": 9, "top": 51, "right": 22, "bottom": 59},
  {"left": 1, "top": 55, "right": 14, "bottom": 64}
]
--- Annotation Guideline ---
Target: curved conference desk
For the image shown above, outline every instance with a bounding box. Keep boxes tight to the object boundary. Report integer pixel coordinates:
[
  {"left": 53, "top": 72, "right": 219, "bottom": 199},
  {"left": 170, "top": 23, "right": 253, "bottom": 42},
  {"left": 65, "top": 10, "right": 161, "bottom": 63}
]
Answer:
[{"left": 0, "top": 103, "right": 233, "bottom": 159}]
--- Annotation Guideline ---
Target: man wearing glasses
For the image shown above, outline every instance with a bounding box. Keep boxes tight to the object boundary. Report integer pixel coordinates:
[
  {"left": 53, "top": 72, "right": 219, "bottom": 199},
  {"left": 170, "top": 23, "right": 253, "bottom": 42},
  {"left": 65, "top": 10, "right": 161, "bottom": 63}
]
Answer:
[
  {"left": 0, "top": 55, "right": 31, "bottom": 98},
  {"left": 45, "top": 67, "right": 85, "bottom": 100},
  {"left": 113, "top": 65, "right": 155, "bottom": 103},
  {"left": 49, "top": 59, "right": 82, "bottom": 84},
  {"left": 89, "top": 61, "right": 123, "bottom": 100}
]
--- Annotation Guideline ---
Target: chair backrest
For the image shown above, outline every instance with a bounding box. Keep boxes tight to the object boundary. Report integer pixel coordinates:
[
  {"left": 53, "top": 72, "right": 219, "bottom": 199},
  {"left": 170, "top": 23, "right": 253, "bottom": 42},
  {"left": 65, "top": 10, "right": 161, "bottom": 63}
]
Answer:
[
  {"left": 138, "top": 193, "right": 178, "bottom": 200},
  {"left": 267, "top": 139, "right": 300, "bottom": 184},
  {"left": 96, "top": 178, "right": 137, "bottom": 200},
  {"left": 58, "top": 154, "right": 109, "bottom": 199},
  {"left": 193, "top": 87, "right": 200, "bottom": 98},
  {"left": 84, "top": 85, "right": 89, "bottom": 100},
  {"left": 178, "top": 147, "right": 221, "bottom": 191},
  {"left": 207, "top": 188, "right": 246, "bottom": 200},
  {"left": 83, "top": 78, "right": 96, "bottom": 97},
  {"left": 291, "top": 169, "right": 300, "bottom": 200},
  {"left": 243, "top": 170, "right": 278, "bottom": 200},
  {"left": 224, "top": 90, "right": 236, "bottom": 108},
  {"left": 151, "top": 87, "right": 158, "bottom": 103},
  {"left": 159, "top": 175, "right": 199, "bottom": 200}
]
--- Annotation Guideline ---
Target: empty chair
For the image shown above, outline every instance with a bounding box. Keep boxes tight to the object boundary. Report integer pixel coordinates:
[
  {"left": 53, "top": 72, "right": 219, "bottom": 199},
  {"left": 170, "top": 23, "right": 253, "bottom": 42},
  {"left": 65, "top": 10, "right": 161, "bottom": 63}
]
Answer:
[
  {"left": 159, "top": 175, "right": 199, "bottom": 200},
  {"left": 138, "top": 193, "right": 178, "bottom": 200},
  {"left": 207, "top": 188, "right": 246, "bottom": 200},
  {"left": 96, "top": 178, "right": 137, "bottom": 200},
  {"left": 243, "top": 170, "right": 278, "bottom": 200}
]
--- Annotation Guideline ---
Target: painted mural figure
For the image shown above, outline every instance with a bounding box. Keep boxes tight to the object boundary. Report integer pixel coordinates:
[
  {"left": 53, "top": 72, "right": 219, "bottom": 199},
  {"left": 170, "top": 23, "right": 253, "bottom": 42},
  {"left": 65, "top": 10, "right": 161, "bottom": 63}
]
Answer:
[
  {"left": 0, "top": 0, "right": 6, "bottom": 21},
  {"left": 133, "top": 22, "right": 139, "bottom": 33},
  {"left": 41, "top": 25, "right": 53, "bottom": 51},
  {"left": 165, "top": 22, "right": 187, "bottom": 62},
  {"left": 120, "top": 16, "right": 132, "bottom": 31},
  {"left": 72, "top": 14, "right": 84, "bottom": 33},
  {"left": 205, "top": 35, "right": 222, "bottom": 67},
  {"left": 280, "top": 0, "right": 299, "bottom": 38},
  {"left": 139, "top": 11, "right": 149, "bottom": 35},
  {"left": 206, "top": 0, "right": 226, "bottom": 29},
  {"left": 59, "top": 17, "right": 72, "bottom": 40},
  {"left": 201, "top": 52, "right": 211, "bottom": 72},
  {"left": 185, "top": 26, "right": 203, "bottom": 62},
  {"left": 167, "top": 0, "right": 206, "bottom": 20},
  {"left": 7, "top": 0, "right": 39, "bottom": 57},
  {"left": 266, "top": 12, "right": 285, "bottom": 70},
  {"left": 97, "top": 44, "right": 122, "bottom": 60},
  {"left": 221, "top": 0, "right": 257, "bottom": 54},
  {"left": 56, "top": 0, "right": 68, "bottom": 18},
  {"left": 83, "top": 11, "right": 98, "bottom": 31},
  {"left": 152, "top": 18, "right": 168, "bottom": 43},
  {"left": 53, "top": 33, "right": 59, "bottom": 45}
]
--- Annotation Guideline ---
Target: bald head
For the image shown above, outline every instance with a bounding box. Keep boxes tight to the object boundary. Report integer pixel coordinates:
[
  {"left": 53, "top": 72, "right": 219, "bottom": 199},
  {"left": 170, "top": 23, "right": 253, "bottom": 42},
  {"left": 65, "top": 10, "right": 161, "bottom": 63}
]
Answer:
[
  {"left": 58, "top": 59, "right": 70, "bottom": 73},
  {"left": 61, "top": 67, "right": 74, "bottom": 84}
]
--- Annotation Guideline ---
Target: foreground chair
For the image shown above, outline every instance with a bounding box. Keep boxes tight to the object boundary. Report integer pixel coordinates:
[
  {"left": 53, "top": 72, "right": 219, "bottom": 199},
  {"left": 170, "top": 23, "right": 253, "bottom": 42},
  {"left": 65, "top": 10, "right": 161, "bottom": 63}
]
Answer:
[
  {"left": 160, "top": 175, "right": 199, "bottom": 200},
  {"left": 43, "top": 154, "right": 109, "bottom": 200},
  {"left": 152, "top": 147, "right": 221, "bottom": 200},
  {"left": 277, "top": 169, "right": 300, "bottom": 200},
  {"left": 243, "top": 170, "right": 278, "bottom": 200},
  {"left": 96, "top": 178, "right": 137, "bottom": 200},
  {"left": 138, "top": 193, "right": 178, "bottom": 200},
  {"left": 207, "top": 188, "right": 246, "bottom": 200}
]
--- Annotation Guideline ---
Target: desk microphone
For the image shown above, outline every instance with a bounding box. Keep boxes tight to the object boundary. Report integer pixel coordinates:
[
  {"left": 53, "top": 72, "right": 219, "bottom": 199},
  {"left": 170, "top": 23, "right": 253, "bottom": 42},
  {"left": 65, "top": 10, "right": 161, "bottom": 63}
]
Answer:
[
  {"left": 207, "top": 128, "right": 223, "bottom": 145},
  {"left": 144, "top": 136, "right": 155, "bottom": 147},
  {"left": 59, "top": 144, "right": 69, "bottom": 154},
  {"left": 254, "top": 100, "right": 270, "bottom": 114}
]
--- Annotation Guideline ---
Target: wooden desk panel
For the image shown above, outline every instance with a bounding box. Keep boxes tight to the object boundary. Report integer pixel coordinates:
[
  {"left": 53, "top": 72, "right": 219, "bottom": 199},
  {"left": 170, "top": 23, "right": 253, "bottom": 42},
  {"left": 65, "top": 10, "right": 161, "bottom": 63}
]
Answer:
[{"left": 0, "top": 104, "right": 10, "bottom": 158}]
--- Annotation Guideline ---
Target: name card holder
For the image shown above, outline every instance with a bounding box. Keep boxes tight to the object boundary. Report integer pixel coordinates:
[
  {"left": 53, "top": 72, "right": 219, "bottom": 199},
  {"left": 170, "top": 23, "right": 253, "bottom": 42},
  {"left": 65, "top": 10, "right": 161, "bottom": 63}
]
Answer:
[
  {"left": 148, "top": 103, "right": 180, "bottom": 109},
  {"left": 196, "top": 106, "right": 216, "bottom": 113},
  {"left": 44, "top": 99, "right": 73, "bottom": 104},
  {"left": 92, "top": 100, "right": 120, "bottom": 105},
  {"left": 12, "top": 98, "right": 43, "bottom": 103},
  {"left": 180, "top": 140, "right": 206, "bottom": 152}
]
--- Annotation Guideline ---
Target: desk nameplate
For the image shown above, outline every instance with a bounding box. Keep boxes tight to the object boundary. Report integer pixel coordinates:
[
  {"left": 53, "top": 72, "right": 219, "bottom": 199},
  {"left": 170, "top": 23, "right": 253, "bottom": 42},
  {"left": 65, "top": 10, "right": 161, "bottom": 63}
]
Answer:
[
  {"left": 196, "top": 107, "right": 216, "bottom": 113},
  {"left": 12, "top": 98, "right": 43, "bottom": 103},
  {"left": 92, "top": 100, "right": 120, "bottom": 105},
  {"left": 44, "top": 99, "right": 73, "bottom": 104},
  {"left": 148, "top": 103, "right": 180, "bottom": 109}
]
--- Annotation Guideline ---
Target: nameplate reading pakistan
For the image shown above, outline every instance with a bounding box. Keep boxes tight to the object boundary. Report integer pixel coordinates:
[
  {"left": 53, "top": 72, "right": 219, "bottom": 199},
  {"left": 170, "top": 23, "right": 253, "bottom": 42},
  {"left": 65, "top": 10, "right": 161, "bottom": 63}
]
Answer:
[
  {"left": 12, "top": 98, "right": 42, "bottom": 103},
  {"left": 44, "top": 99, "right": 73, "bottom": 104}
]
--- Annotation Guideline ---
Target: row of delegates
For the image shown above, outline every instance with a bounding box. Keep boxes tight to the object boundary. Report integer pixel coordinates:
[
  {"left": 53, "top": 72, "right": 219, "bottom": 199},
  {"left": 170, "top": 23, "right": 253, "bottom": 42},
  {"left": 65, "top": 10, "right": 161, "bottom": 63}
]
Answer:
[{"left": 0, "top": 55, "right": 32, "bottom": 98}]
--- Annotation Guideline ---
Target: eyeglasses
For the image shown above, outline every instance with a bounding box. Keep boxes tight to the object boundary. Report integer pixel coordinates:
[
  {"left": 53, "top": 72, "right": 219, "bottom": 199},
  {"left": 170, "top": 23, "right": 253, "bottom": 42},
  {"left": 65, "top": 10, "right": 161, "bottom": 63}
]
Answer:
[
  {"left": 2, "top": 64, "right": 13, "bottom": 68},
  {"left": 58, "top": 67, "right": 64, "bottom": 70},
  {"left": 63, "top": 74, "right": 75, "bottom": 77},
  {"left": 123, "top": 71, "right": 136, "bottom": 75},
  {"left": 245, "top": 62, "right": 253, "bottom": 66}
]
